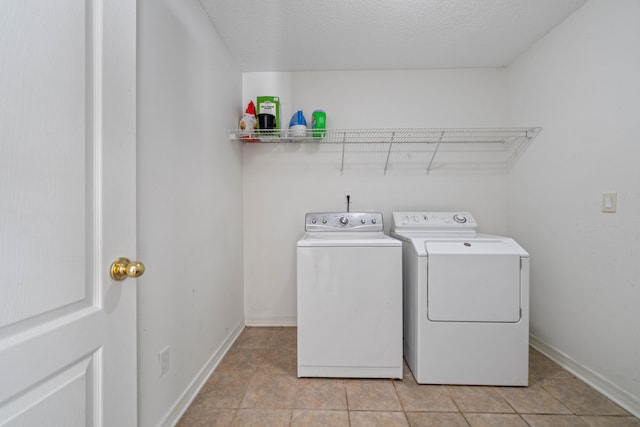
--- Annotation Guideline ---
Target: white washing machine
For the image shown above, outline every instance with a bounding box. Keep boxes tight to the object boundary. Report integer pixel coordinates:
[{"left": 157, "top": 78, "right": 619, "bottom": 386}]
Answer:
[
  {"left": 391, "top": 212, "right": 529, "bottom": 386},
  {"left": 297, "top": 212, "right": 402, "bottom": 379}
]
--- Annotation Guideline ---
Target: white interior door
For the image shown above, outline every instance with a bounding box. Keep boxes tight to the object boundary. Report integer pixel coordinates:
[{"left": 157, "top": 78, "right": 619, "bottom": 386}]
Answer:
[{"left": 0, "top": 1, "right": 137, "bottom": 425}]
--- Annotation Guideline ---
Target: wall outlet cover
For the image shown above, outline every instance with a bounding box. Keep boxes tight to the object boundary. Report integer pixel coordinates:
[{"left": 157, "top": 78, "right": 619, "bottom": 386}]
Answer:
[
  {"left": 602, "top": 192, "right": 617, "bottom": 213},
  {"left": 159, "top": 346, "right": 170, "bottom": 376}
]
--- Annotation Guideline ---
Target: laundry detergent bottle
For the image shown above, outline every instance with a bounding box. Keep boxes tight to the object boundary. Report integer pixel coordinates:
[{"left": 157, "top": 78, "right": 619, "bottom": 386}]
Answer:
[{"left": 312, "top": 110, "right": 326, "bottom": 138}]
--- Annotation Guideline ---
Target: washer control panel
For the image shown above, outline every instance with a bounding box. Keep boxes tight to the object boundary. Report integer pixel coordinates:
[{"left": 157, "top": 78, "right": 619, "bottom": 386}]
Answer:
[
  {"left": 305, "top": 212, "right": 384, "bottom": 232},
  {"left": 391, "top": 212, "right": 477, "bottom": 232}
]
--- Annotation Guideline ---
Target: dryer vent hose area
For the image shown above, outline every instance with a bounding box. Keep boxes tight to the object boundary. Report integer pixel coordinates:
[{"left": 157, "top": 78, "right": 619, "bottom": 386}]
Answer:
[{"left": 346, "top": 194, "right": 350, "bottom": 212}]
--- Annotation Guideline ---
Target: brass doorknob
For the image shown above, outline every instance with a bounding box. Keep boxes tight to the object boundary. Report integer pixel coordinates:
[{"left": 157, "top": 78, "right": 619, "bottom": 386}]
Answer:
[{"left": 110, "top": 257, "right": 145, "bottom": 281}]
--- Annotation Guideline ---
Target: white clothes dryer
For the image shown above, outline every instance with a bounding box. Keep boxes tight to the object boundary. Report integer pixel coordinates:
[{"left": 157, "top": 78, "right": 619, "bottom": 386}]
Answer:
[
  {"left": 391, "top": 212, "right": 529, "bottom": 386},
  {"left": 297, "top": 212, "right": 402, "bottom": 379}
]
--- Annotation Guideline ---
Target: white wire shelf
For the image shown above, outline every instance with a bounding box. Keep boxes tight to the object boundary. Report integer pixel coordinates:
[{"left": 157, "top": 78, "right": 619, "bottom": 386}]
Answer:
[{"left": 229, "top": 127, "right": 541, "bottom": 174}]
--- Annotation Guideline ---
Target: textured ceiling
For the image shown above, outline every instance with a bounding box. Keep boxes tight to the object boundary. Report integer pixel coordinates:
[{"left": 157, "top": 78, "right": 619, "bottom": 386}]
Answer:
[{"left": 200, "top": 0, "right": 586, "bottom": 72}]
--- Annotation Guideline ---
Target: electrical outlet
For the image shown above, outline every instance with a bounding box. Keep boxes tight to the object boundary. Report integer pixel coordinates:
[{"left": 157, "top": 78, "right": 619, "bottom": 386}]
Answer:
[
  {"left": 602, "top": 192, "right": 617, "bottom": 213},
  {"left": 159, "top": 346, "right": 170, "bottom": 376}
]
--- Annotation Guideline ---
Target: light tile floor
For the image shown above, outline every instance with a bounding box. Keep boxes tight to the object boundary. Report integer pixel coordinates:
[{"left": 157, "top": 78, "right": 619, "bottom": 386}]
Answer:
[{"left": 178, "top": 327, "right": 639, "bottom": 427}]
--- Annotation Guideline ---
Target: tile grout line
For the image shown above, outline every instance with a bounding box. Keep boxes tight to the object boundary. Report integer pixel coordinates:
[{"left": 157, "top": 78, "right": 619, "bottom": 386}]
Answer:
[{"left": 391, "top": 380, "right": 412, "bottom": 427}]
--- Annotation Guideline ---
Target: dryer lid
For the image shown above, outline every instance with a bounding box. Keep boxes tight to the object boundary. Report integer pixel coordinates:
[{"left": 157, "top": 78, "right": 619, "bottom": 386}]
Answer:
[{"left": 425, "top": 240, "right": 521, "bottom": 256}]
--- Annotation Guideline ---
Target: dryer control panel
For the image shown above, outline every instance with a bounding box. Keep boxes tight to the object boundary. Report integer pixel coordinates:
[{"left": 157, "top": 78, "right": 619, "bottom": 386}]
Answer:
[
  {"left": 391, "top": 212, "right": 477, "bottom": 233},
  {"left": 305, "top": 212, "right": 384, "bottom": 232}
]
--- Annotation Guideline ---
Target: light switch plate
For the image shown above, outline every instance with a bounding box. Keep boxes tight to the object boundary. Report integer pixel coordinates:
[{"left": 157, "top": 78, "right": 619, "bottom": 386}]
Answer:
[{"left": 602, "top": 192, "right": 617, "bottom": 213}]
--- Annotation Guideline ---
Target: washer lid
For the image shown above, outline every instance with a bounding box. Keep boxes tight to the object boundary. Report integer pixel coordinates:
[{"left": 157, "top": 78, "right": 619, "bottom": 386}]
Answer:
[
  {"left": 297, "top": 232, "right": 401, "bottom": 247},
  {"left": 426, "top": 240, "right": 522, "bottom": 322}
]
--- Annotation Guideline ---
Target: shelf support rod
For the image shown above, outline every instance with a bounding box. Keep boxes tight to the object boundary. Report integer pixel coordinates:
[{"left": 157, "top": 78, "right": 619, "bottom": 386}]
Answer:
[
  {"left": 384, "top": 131, "right": 395, "bottom": 175},
  {"left": 340, "top": 131, "right": 346, "bottom": 174},
  {"left": 426, "top": 130, "right": 445, "bottom": 174}
]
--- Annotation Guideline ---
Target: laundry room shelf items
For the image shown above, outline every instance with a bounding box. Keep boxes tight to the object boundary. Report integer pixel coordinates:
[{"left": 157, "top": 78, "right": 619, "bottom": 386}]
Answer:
[{"left": 228, "top": 127, "right": 541, "bottom": 173}]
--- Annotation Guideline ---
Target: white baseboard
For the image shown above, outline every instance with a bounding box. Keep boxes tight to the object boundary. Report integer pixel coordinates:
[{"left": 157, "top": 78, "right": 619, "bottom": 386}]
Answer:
[
  {"left": 159, "top": 321, "right": 245, "bottom": 427},
  {"left": 244, "top": 316, "right": 297, "bottom": 327},
  {"left": 530, "top": 334, "right": 640, "bottom": 418}
]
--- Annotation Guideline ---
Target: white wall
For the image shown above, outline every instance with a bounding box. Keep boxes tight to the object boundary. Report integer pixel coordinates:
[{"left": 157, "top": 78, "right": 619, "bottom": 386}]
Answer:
[
  {"left": 135, "top": 0, "right": 640, "bottom": 421},
  {"left": 507, "top": 0, "right": 640, "bottom": 415},
  {"left": 242, "top": 69, "right": 514, "bottom": 325},
  {"left": 137, "top": 0, "right": 243, "bottom": 425}
]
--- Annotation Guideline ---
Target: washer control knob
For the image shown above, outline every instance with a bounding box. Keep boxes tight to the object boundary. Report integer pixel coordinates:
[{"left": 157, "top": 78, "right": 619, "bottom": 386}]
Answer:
[
  {"left": 322, "top": 217, "right": 328, "bottom": 224},
  {"left": 371, "top": 218, "right": 377, "bottom": 224},
  {"left": 339, "top": 216, "right": 349, "bottom": 226},
  {"left": 311, "top": 218, "right": 317, "bottom": 224},
  {"left": 453, "top": 214, "right": 467, "bottom": 223},
  {"left": 361, "top": 218, "right": 366, "bottom": 224}
]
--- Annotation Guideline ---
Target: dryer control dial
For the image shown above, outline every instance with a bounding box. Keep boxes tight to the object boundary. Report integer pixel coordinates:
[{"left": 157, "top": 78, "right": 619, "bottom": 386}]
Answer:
[
  {"left": 339, "top": 216, "right": 349, "bottom": 226},
  {"left": 453, "top": 214, "right": 467, "bottom": 223}
]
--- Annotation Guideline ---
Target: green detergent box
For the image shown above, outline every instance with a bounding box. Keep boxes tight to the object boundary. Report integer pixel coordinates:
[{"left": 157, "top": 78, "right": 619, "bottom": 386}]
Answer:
[{"left": 256, "top": 96, "right": 281, "bottom": 130}]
